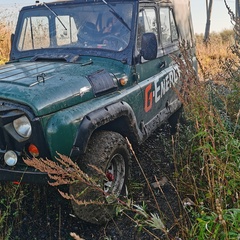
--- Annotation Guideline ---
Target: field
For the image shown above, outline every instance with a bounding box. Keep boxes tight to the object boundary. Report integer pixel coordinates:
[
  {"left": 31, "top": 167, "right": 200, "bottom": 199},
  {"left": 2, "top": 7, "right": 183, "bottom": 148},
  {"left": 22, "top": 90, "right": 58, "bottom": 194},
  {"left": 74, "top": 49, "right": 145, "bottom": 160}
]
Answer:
[{"left": 0, "top": 17, "right": 240, "bottom": 240}]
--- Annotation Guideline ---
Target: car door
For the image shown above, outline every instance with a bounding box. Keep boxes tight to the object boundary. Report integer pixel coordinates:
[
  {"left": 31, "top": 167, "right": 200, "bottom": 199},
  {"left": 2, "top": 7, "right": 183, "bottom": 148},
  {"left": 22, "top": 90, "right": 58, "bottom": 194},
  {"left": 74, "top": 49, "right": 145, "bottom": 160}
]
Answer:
[{"left": 135, "top": 3, "right": 180, "bottom": 135}]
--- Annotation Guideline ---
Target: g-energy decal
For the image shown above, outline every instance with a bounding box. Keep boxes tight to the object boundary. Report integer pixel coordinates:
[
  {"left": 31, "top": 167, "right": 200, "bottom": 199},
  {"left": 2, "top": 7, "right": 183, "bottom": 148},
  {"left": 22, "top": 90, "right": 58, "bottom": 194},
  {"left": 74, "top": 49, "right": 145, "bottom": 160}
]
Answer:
[{"left": 144, "top": 68, "right": 179, "bottom": 113}]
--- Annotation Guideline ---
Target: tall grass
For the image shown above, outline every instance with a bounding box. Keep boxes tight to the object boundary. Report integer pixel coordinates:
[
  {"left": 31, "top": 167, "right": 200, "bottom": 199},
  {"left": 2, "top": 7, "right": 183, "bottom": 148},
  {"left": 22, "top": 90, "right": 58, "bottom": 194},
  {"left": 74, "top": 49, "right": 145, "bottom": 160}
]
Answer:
[
  {"left": 0, "top": 183, "right": 26, "bottom": 240},
  {"left": 172, "top": 43, "right": 240, "bottom": 238},
  {"left": 171, "top": 9, "right": 240, "bottom": 236}
]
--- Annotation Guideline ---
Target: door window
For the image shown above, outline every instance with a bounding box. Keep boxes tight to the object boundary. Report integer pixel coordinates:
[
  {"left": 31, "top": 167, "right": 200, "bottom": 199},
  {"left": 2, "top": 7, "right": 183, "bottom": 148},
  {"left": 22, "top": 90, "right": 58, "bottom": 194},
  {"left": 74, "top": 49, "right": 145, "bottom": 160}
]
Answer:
[
  {"left": 137, "top": 8, "right": 158, "bottom": 49},
  {"left": 160, "top": 7, "right": 178, "bottom": 45}
]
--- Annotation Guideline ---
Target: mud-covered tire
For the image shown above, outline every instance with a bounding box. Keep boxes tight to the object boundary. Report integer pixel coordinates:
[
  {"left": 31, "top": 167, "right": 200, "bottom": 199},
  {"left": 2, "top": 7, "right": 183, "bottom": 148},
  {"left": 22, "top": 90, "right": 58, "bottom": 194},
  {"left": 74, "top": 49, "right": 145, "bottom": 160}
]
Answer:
[{"left": 69, "top": 131, "right": 130, "bottom": 225}]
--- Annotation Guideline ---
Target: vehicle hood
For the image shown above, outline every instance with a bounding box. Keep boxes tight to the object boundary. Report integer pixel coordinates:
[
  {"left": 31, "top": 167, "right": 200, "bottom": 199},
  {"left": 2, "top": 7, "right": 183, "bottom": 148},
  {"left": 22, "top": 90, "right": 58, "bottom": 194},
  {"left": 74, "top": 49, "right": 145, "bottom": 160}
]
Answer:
[{"left": 0, "top": 59, "right": 120, "bottom": 116}]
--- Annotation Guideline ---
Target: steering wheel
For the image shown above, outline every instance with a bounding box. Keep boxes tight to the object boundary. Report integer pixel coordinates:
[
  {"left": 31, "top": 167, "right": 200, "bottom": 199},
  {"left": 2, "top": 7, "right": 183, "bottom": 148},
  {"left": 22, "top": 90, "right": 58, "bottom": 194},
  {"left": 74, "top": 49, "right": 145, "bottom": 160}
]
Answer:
[{"left": 101, "top": 35, "right": 128, "bottom": 51}]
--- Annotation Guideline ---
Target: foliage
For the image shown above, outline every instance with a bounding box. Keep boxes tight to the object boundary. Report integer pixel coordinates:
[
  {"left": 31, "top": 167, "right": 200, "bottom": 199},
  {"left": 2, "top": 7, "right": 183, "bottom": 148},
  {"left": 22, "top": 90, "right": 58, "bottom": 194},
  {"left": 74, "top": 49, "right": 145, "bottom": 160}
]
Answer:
[
  {"left": 132, "top": 202, "right": 166, "bottom": 233},
  {"left": 189, "top": 207, "right": 240, "bottom": 239},
  {"left": 0, "top": 183, "right": 26, "bottom": 240},
  {"left": 171, "top": 28, "right": 240, "bottom": 238}
]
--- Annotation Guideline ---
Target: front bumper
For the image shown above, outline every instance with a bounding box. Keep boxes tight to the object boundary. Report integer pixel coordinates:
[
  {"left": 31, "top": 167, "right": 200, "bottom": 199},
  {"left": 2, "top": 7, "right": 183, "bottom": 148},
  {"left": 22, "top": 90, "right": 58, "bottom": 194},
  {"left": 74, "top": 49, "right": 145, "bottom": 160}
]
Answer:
[{"left": 0, "top": 167, "right": 48, "bottom": 184}]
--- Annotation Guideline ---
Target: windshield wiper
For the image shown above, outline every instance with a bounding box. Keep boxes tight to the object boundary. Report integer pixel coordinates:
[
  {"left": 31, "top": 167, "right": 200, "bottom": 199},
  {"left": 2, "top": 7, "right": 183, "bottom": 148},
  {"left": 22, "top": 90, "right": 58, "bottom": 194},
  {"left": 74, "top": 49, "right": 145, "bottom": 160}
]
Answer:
[
  {"left": 42, "top": 2, "right": 67, "bottom": 31},
  {"left": 101, "top": 0, "right": 131, "bottom": 31}
]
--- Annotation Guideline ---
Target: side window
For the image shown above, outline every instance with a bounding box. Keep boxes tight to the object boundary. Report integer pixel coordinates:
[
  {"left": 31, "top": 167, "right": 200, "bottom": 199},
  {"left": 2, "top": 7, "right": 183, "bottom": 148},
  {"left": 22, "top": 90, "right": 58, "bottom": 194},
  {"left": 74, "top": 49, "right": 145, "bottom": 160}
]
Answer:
[
  {"left": 137, "top": 8, "right": 158, "bottom": 49},
  {"left": 170, "top": 9, "right": 178, "bottom": 41},
  {"left": 160, "top": 7, "right": 178, "bottom": 45}
]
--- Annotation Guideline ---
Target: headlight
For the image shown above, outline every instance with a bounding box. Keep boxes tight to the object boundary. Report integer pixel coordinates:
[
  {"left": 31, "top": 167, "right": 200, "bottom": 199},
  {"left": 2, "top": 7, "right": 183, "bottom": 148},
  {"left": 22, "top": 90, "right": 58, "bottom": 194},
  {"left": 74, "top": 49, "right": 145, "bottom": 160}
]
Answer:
[
  {"left": 13, "top": 116, "right": 32, "bottom": 138},
  {"left": 4, "top": 150, "right": 18, "bottom": 166}
]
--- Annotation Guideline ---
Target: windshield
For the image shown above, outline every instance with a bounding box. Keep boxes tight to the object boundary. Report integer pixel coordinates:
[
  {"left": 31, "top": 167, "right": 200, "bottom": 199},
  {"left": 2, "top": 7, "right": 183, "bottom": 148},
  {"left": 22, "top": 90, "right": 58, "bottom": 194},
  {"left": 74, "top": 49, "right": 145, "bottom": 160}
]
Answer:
[{"left": 16, "top": 2, "right": 133, "bottom": 53}]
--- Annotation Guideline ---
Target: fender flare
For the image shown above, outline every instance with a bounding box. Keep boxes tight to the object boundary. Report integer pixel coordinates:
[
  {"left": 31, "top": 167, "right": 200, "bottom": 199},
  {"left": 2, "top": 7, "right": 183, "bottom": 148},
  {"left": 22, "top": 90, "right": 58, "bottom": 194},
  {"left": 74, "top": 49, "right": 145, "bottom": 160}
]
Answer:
[{"left": 70, "top": 101, "right": 143, "bottom": 159}]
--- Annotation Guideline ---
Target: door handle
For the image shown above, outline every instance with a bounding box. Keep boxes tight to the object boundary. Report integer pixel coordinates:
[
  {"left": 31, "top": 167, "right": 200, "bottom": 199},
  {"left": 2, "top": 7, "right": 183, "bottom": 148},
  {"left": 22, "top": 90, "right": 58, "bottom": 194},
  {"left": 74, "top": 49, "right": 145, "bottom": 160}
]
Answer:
[{"left": 159, "top": 61, "right": 166, "bottom": 69}]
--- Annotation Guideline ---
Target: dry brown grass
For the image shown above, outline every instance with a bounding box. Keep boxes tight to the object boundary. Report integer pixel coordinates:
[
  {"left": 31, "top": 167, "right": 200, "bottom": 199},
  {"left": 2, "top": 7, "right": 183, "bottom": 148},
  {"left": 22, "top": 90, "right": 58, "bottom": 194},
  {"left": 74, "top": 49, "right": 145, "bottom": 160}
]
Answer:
[
  {"left": 195, "top": 30, "right": 236, "bottom": 82},
  {"left": 0, "top": 21, "right": 11, "bottom": 64}
]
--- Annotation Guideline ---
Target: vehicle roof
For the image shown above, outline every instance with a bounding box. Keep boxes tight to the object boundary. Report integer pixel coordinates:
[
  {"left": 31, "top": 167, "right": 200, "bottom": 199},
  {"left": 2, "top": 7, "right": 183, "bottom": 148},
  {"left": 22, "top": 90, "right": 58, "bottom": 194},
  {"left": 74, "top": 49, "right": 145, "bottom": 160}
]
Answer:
[{"left": 32, "top": 0, "right": 178, "bottom": 4}]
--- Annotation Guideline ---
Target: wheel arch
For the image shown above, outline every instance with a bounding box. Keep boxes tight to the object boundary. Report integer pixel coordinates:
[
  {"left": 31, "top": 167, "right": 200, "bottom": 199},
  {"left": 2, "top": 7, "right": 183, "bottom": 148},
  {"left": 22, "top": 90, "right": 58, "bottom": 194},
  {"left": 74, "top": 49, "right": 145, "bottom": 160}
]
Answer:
[{"left": 70, "top": 101, "right": 143, "bottom": 160}]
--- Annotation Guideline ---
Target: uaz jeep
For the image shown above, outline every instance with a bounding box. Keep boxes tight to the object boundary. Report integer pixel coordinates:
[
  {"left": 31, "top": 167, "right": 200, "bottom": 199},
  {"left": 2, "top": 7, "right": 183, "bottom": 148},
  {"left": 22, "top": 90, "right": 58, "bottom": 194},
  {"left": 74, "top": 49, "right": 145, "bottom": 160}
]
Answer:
[{"left": 0, "top": 0, "right": 196, "bottom": 224}]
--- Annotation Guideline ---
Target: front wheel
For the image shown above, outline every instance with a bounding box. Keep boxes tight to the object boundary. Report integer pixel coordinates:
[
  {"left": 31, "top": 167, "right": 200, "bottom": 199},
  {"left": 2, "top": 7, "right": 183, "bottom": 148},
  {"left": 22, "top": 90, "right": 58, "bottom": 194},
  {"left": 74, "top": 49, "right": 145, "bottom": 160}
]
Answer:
[{"left": 69, "top": 131, "right": 130, "bottom": 224}]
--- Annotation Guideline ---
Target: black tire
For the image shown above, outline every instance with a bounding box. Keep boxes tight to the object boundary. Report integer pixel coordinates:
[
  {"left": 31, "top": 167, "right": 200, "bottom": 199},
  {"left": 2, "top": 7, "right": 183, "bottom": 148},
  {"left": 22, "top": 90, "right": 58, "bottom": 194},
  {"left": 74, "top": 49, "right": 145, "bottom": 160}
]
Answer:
[{"left": 69, "top": 131, "right": 130, "bottom": 225}]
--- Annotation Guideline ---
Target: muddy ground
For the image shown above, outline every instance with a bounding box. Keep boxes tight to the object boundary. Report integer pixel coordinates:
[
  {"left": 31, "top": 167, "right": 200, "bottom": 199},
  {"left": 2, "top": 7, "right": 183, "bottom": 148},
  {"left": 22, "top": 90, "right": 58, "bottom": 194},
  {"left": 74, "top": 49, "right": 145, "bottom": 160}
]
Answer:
[{"left": 4, "top": 124, "right": 183, "bottom": 240}]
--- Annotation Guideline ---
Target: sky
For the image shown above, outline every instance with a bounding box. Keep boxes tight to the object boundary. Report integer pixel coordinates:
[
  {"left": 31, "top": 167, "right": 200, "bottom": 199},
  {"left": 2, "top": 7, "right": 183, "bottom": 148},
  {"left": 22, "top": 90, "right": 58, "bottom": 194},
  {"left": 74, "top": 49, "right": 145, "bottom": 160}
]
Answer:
[
  {"left": 0, "top": 0, "right": 236, "bottom": 34},
  {"left": 191, "top": 0, "right": 235, "bottom": 34}
]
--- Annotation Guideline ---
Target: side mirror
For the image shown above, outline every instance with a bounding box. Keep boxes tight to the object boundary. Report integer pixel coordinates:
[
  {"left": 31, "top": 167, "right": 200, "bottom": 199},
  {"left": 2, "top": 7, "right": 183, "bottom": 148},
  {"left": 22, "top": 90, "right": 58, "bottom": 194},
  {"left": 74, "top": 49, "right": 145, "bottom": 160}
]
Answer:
[{"left": 140, "top": 32, "right": 157, "bottom": 60}]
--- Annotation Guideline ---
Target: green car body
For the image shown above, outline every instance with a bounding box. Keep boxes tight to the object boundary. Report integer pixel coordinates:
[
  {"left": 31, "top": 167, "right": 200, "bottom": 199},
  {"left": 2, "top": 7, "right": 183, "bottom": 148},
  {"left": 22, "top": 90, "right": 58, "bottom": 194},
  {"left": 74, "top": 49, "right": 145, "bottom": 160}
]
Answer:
[{"left": 0, "top": 0, "right": 197, "bottom": 183}]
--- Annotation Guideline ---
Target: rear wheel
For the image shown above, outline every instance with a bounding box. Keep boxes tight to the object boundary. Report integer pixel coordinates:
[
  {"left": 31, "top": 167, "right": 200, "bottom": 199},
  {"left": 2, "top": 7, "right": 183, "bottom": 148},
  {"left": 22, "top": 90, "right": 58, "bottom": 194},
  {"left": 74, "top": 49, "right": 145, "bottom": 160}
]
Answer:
[{"left": 69, "top": 131, "right": 130, "bottom": 224}]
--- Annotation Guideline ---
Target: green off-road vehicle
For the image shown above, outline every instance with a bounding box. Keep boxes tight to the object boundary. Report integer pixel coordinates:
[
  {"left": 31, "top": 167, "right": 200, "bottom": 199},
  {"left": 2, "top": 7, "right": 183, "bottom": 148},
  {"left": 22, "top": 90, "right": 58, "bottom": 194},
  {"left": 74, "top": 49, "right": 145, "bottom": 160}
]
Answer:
[{"left": 0, "top": 0, "right": 196, "bottom": 224}]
